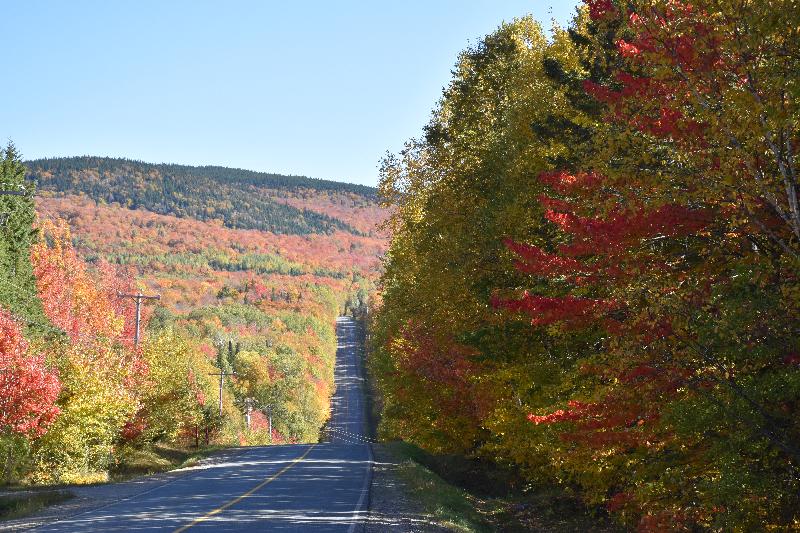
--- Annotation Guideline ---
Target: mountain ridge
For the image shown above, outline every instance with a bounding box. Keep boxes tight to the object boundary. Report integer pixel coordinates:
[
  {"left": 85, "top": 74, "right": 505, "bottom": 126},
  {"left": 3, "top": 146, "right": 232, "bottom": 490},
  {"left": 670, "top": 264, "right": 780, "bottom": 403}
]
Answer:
[
  {"left": 26, "top": 156, "right": 377, "bottom": 196},
  {"left": 25, "top": 156, "right": 381, "bottom": 236}
]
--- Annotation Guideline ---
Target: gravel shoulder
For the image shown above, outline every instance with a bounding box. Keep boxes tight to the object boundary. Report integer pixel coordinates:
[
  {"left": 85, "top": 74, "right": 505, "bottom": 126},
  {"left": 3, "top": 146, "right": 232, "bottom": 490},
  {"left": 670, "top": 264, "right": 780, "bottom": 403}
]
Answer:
[{"left": 365, "top": 443, "right": 453, "bottom": 533}]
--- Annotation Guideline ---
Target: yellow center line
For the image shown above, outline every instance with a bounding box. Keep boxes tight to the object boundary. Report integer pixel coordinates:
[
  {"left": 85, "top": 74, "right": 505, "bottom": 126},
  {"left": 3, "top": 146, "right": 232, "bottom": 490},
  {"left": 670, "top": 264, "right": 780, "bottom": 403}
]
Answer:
[{"left": 174, "top": 444, "right": 317, "bottom": 532}]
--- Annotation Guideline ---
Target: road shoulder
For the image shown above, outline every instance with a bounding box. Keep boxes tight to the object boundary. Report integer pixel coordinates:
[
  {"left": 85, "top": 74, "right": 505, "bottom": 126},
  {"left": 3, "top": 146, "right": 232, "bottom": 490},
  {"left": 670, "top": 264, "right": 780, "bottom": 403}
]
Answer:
[
  {"left": 0, "top": 446, "right": 246, "bottom": 532},
  {"left": 365, "top": 443, "right": 453, "bottom": 533}
]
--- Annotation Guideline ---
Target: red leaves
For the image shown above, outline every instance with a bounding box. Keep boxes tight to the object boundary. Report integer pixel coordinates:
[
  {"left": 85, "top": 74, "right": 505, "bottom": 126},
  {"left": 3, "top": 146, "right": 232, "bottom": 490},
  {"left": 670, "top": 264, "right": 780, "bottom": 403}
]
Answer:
[
  {"left": 32, "top": 221, "right": 121, "bottom": 343},
  {"left": 616, "top": 40, "right": 642, "bottom": 58},
  {"left": 586, "top": 0, "right": 617, "bottom": 20},
  {"left": 527, "top": 393, "right": 665, "bottom": 449},
  {"left": 583, "top": 79, "right": 616, "bottom": 103},
  {"left": 503, "top": 238, "right": 586, "bottom": 278},
  {"left": 392, "top": 320, "right": 485, "bottom": 422},
  {"left": 249, "top": 410, "right": 270, "bottom": 431},
  {"left": 0, "top": 310, "right": 61, "bottom": 438},
  {"left": 581, "top": 1, "right": 726, "bottom": 149},
  {"left": 121, "top": 417, "right": 147, "bottom": 441},
  {"left": 585, "top": 74, "right": 705, "bottom": 141},
  {"left": 538, "top": 171, "right": 604, "bottom": 194},
  {"left": 548, "top": 204, "right": 709, "bottom": 256},
  {"left": 607, "top": 492, "right": 634, "bottom": 512},
  {"left": 619, "top": 365, "right": 659, "bottom": 383},
  {"left": 528, "top": 400, "right": 593, "bottom": 425},
  {"left": 502, "top": 166, "right": 709, "bottom": 473},
  {"left": 398, "top": 321, "right": 477, "bottom": 387},
  {"left": 188, "top": 369, "right": 206, "bottom": 406},
  {"left": 31, "top": 220, "right": 148, "bottom": 350},
  {"left": 493, "top": 292, "right": 616, "bottom": 328},
  {"left": 783, "top": 353, "right": 800, "bottom": 366}
]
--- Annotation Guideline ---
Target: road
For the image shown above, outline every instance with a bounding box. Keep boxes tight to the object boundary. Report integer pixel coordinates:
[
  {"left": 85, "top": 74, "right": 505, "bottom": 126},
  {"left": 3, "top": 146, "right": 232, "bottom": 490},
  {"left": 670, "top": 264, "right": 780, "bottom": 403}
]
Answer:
[{"left": 33, "top": 316, "right": 373, "bottom": 532}]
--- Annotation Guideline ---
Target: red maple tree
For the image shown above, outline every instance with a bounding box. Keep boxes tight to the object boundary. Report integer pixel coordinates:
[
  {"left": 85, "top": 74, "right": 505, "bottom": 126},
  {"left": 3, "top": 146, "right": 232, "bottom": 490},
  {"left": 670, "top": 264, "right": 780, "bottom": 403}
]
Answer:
[{"left": 0, "top": 310, "right": 61, "bottom": 439}]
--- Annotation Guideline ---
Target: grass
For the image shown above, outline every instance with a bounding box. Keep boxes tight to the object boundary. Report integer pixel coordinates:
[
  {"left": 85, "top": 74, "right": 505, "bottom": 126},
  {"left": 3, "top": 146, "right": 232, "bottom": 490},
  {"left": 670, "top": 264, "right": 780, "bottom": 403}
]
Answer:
[
  {"left": 109, "top": 444, "right": 225, "bottom": 482},
  {"left": 0, "top": 491, "right": 73, "bottom": 521},
  {"left": 386, "top": 442, "right": 501, "bottom": 532},
  {"left": 384, "top": 441, "right": 622, "bottom": 533}
]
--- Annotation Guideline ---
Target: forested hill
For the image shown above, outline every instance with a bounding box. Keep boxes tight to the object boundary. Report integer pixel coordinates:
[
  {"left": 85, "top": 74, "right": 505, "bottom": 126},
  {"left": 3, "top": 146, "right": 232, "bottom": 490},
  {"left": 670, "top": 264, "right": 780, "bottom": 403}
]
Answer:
[{"left": 25, "top": 156, "right": 378, "bottom": 236}]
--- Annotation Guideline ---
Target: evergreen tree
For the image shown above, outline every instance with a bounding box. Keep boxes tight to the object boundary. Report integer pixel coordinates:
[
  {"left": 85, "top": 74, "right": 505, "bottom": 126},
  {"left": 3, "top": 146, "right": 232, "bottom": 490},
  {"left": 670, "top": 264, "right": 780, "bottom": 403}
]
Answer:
[{"left": 0, "top": 142, "right": 44, "bottom": 323}]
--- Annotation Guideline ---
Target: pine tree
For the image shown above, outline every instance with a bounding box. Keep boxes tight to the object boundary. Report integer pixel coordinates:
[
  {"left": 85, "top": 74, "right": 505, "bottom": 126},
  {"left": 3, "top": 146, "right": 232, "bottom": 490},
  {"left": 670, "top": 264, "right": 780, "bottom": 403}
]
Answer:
[{"left": 0, "top": 142, "right": 44, "bottom": 324}]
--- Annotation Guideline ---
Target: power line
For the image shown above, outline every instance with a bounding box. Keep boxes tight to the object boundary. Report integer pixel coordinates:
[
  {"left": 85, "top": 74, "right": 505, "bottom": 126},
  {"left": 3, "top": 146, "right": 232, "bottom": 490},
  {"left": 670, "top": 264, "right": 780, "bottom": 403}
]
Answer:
[
  {"left": 327, "top": 427, "right": 374, "bottom": 442},
  {"left": 323, "top": 426, "right": 376, "bottom": 443},
  {"left": 0, "top": 277, "right": 140, "bottom": 344}
]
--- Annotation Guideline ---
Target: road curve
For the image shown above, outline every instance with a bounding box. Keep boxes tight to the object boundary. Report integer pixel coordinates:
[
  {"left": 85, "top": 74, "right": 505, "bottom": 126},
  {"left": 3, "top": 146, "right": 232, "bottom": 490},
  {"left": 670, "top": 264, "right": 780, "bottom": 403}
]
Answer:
[{"left": 33, "top": 316, "right": 372, "bottom": 532}]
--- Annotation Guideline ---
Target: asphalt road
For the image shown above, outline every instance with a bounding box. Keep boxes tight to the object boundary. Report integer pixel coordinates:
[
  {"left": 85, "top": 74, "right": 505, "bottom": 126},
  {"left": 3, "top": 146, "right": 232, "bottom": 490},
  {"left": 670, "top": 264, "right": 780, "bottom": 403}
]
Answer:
[{"left": 34, "top": 316, "right": 373, "bottom": 532}]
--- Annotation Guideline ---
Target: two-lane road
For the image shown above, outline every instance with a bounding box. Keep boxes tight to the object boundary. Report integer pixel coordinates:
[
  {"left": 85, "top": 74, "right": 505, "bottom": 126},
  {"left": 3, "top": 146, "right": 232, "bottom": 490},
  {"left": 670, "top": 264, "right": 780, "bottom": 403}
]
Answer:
[{"left": 34, "top": 316, "right": 372, "bottom": 532}]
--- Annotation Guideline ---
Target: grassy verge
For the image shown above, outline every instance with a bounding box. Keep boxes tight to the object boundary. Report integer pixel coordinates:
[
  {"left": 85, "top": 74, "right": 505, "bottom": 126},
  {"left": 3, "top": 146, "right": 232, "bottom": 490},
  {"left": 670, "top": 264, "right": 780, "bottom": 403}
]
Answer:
[
  {"left": 384, "top": 441, "right": 622, "bottom": 533},
  {"left": 385, "top": 441, "right": 501, "bottom": 532},
  {"left": 109, "top": 444, "right": 225, "bottom": 482},
  {"left": 0, "top": 491, "right": 73, "bottom": 521}
]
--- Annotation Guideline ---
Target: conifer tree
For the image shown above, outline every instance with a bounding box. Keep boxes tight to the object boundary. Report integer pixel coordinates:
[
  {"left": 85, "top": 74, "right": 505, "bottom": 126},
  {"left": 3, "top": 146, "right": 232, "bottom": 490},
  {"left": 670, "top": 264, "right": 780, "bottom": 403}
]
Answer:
[{"left": 0, "top": 142, "right": 43, "bottom": 323}]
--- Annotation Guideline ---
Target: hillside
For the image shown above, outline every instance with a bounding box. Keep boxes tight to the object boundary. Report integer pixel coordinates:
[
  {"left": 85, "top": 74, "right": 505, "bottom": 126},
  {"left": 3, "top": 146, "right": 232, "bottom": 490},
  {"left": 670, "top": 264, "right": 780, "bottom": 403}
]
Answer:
[
  {"left": 35, "top": 195, "right": 386, "bottom": 311},
  {"left": 26, "top": 156, "right": 382, "bottom": 236},
  {"left": 0, "top": 149, "right": 389, "bottom": 485}
]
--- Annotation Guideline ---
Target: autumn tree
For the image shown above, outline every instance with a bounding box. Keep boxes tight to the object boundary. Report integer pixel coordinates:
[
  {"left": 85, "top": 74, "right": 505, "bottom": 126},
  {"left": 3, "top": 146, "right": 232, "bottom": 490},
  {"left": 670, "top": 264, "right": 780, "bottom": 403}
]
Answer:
[
  {"left": 0, "top": 310, "right": 60, "bottom": 482},
  {"left": 30, "top": 221, "right": 145, "bottom": 483},
  {"left": 373, "top": 15, "right": 600, "bottom": 457},
  {"left": 131, "top": 330, "right": 210, "bottom": 443},
  {"left": 494, "top": 1, "right": 800, "bottom": 528},
  {"left": 374, "top": 1, "right": 800, "bottom": 530}
]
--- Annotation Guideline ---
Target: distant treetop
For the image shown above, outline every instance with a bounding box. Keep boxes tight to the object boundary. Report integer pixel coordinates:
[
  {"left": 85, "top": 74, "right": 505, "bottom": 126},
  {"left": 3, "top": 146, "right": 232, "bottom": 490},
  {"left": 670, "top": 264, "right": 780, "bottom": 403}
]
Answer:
[
  {"left": 28, "top": 156, "right": 377, "bottom": 196},
  {"left": 26, "top": 156, "right": 378, "bottom": 236}
]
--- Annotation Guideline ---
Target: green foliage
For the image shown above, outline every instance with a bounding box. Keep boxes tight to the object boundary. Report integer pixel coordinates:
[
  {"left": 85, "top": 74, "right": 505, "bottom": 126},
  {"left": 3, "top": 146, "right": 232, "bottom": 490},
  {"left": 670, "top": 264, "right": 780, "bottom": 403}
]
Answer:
[
  {"left": 186, "top": 303, "right": 274, "bottom": 332},
  {"left": 27, "top": 156, "right": 372, "bottom": 235},
  {"left": 177, "top": 301, "right": 337, "bottom": 444},
  {"left": 138, "top": 331, "right": 207, "bottom": 443},
  {"left": 0, "top": 434, "right": 32, "bottom": 484},
  {"left": 0, "top": 142, "right": 44, "bottom": 323},
  {"left": 32, "top": 343, "right": 140, "bottom": 484},
  {"left": 372, "top": 4, "right": 800, "bottom": 530},
  {"left": 104, "top": 249, "right": 338, "bottom": 278}
]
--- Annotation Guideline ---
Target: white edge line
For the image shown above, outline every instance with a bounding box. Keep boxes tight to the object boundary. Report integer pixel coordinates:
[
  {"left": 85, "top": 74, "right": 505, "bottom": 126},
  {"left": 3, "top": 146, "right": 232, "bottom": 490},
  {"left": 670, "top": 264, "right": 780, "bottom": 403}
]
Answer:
[
  {"left": 347, "top": 443, "right": 374, "bottom": 533},
  {"left": 348, "top": 317, "right": 374, "bottom": 533}
]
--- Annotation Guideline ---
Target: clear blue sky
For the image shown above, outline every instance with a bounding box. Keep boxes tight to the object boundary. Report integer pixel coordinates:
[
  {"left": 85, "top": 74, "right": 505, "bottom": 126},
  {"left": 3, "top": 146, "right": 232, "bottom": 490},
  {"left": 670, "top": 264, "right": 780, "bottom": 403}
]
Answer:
[{"left": 2, "top": 1, "right": 580, "bottom": 186}]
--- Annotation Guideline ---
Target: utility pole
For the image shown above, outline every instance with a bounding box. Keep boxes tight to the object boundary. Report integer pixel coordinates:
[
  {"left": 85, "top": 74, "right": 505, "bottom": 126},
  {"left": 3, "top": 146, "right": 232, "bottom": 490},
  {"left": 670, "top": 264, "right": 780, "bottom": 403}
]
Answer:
[
  {"left": 117, "top": 292, "right": 160, "bottom": 347},
  {"left": 244, "top": 398, "right": 254, "bottom": 429},
  {"left": 266, "top": 404, "right": 274, "bottom": 443},
  {"left": 208, "top": 370, "right": 236, "bottom": 417}
]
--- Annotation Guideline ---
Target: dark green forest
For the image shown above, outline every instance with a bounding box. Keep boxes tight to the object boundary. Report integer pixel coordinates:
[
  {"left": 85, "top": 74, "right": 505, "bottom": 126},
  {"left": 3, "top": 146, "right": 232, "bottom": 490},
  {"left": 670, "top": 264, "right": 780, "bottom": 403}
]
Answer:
[{"left": 26, "top": 157, "right": 377, "bottom": 236}]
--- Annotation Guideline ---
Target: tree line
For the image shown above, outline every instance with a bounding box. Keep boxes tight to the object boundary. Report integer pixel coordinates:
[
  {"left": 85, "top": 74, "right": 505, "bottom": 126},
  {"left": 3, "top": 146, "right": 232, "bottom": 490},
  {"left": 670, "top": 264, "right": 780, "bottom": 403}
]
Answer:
[
  {"left": 371, "top": 2, "right": 799, "bottom": 530},
  {"left": 26, "top": 156, "right": 373, "bottom": 236}
]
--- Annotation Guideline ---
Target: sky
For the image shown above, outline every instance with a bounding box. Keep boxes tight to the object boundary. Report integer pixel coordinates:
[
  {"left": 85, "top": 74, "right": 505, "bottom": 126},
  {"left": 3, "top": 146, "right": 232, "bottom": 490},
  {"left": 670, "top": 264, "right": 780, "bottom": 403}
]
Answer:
[{"left": 2, "top": 1, "right": 580, "bottom": 187}]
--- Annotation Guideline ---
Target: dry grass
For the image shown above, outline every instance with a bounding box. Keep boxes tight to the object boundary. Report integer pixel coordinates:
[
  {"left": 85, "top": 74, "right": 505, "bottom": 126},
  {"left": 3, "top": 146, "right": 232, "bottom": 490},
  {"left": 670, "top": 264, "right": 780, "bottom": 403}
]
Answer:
[{"left": 0, "top": 491, "right": 73, "bottom": 521}]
